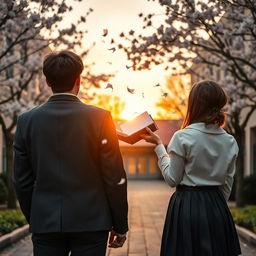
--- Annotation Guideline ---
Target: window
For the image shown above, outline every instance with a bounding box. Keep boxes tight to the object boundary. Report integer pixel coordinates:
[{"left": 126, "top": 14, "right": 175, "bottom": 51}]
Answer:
[
  {"left": 1, "top": 134, "right": 6, "bottom": 173},
  {"left": 127, "top": 157, "right": 136, "bottom": 175},
  {"left": 149, "top": 156, "right": 157, "bottom": 174},
  {"left": 251, "top": 127, "right": 256, "bottom": 174},
  {"left": 216, "top": 70, "right": 220, "bottom": 80},
  {"left": 137, "top": 157, "right": 146, "bottom": 174}
]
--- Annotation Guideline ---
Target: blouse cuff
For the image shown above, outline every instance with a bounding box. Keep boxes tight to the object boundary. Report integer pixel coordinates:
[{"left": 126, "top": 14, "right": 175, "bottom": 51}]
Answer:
[{"left": 154, "top": 144, "right": 168, "bottom": 159}]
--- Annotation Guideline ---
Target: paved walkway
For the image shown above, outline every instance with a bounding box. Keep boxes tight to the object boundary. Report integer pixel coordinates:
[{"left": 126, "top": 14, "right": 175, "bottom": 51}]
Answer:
[{"left": 0, "top": 181, "right": 255, "bottom": 256}]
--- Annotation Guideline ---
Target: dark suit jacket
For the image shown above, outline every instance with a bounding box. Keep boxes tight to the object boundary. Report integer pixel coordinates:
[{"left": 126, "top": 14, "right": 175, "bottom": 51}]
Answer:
[{"left": 13, "top": 94, "right": 128, "bottom": 234}]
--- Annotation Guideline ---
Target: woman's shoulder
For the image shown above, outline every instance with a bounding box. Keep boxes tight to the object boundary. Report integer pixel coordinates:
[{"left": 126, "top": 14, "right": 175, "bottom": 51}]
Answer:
[
  {"left": 171, "top": 126, "right": 239, "bottom": 152},
  {"left": 170, "top": 128, "right": 198, "bottom": 142}
]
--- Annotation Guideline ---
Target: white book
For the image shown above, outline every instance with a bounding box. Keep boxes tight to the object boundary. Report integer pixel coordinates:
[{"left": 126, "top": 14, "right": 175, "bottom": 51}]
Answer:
[{"left": 116, "top": 111, "right": 158, "bottom": 144}]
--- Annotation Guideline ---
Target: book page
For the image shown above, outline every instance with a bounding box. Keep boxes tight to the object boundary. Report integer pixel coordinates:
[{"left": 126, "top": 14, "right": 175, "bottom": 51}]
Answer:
[
  {"left": 116, "top": 129, "right": 128, "bottom": 137},
  {"left": 119, "top": 112, "right": 154, "bottom": 135}
]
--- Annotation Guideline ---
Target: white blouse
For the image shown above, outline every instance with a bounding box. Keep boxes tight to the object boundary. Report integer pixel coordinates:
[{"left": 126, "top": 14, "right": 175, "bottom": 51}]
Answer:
[{"left": 154, "top": 122, "right": 239, "bottom": 201}]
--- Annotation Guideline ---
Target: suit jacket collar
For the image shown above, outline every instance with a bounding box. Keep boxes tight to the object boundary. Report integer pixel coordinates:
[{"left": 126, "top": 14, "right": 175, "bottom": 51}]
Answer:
[
  {"left": 47, "top": 94, "right": 81, "bottom": 103},
  {"left": 185, "top": 122, "right": 226, "bottom": 134}
]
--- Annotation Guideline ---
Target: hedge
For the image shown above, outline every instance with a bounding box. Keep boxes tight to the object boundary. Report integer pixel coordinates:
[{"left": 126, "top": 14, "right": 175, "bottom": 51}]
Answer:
[
  {"left": 229, "top": 174, "right": 256, "bottom": 204},
  {"left": 230, "top": 206, "right": 256, "bottom": 233},
  {"left": 0, "top": 209, "right": 27, "bottom": 236}
]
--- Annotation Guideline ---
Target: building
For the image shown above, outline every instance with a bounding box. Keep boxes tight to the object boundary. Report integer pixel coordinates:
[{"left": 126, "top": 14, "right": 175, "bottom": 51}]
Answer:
[{"left": 118, "top": 120, "right": 181, "bottom": 179}]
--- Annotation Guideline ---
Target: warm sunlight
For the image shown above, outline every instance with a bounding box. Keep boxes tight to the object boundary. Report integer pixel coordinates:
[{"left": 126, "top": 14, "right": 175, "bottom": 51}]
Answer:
[
  {"left": 54, "top": 0, "right": 193, "bottom": 121},
  {"left": 120, "top": 109, "right": 141, "bottom": 121}
]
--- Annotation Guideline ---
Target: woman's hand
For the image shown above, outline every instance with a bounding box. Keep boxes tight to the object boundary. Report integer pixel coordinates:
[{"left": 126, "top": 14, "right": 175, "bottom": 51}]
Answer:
[{"left": 141, "top": 127, "right": 163, "bottom": 145}]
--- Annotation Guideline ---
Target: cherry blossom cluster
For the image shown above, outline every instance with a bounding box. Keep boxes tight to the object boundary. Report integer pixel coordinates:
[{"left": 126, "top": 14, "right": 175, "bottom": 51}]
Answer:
[
  {"left": 118, "top": 0, "right": 256, "bottom": 130},
  {"left": 0, "top": 0, "right": 113, "bottom": 136}
]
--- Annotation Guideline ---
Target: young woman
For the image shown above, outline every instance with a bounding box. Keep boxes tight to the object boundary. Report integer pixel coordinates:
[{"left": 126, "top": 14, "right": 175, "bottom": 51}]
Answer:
[{"left": 142, "top": 80, "right": 241, "bottom": 256}]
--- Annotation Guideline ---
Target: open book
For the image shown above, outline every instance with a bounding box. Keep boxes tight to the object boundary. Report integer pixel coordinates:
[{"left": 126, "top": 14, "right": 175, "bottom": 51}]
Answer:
[{"left": 116, "top": 111, "right": 158, "bottom": 144}]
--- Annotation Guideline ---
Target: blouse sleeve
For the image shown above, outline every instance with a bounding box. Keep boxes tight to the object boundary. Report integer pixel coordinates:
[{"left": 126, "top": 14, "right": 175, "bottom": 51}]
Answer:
[
  {"left": 219, "top": 141, "right": 239, "bottom": 201},
  {"left": 154, "top": 132, "right": 185, "bottom": 187}
]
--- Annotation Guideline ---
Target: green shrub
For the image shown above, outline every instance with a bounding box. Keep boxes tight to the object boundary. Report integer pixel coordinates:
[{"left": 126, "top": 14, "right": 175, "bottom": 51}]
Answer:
[
  {"left": 230, "top": 206, "right": 256, "bottom": 233},
  {"left": 0, "top": 178, "right": 7, "bottom": 204},
  {"left": 229, "top": 174, "right": 256, "bottom": 204},
  {"left": 243, "top": 174, "right": 256, "bottom": 205},
  {"left": 0, "top": 209, "right": 27, "bottom": 236}
]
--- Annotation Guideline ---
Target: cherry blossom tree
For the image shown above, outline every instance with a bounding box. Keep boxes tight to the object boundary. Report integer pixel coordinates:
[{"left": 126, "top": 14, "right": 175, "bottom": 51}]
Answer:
[
  {"left": 0, "top": 0, "right": 112, "bottom": 208},
  {"left": 118, "top": 0, "right": 256, "bottom": 206}
]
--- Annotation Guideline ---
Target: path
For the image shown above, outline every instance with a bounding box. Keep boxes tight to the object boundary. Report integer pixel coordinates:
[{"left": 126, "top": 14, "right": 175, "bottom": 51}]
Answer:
[{"left": 0, "top": 181, "right": 255, "bottom": 256}]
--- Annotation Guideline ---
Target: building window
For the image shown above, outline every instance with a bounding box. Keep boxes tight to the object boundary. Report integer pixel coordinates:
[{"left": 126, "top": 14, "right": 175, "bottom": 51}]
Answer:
[
  {"left": 149, "top": 156, "right": 157, "bottom": 174},
  {"left": 137, "top": 156, "right": 146, "bottom": 174},
  {"left": 2, "top": 146, "right": 6, "bottom": 173},
  {"left": 251, "top": 127, "right": 256, "bottom": 174},
  {"left": 216, "top": 70, "right": 220, "bottom": 81},
  {"left": 1, "top": 132, "right": 6, "bottom": 173},
  {"left": 127, "top": 157, "right": 136, "bottom": 175}
]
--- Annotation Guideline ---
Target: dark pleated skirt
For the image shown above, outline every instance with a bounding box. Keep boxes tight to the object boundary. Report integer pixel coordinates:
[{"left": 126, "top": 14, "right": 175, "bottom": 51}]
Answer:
[{"left": 160, "top": 185, "right": 241, "bottom": 256}]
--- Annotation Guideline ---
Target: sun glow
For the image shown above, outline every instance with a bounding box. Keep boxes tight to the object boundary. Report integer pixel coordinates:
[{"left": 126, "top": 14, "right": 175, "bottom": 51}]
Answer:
[
  {"left": 120, "top": 109, "right": 141, "bottom": 121},
  {"left": 65, "top": 0, "right": 191, "bottom": 121}
]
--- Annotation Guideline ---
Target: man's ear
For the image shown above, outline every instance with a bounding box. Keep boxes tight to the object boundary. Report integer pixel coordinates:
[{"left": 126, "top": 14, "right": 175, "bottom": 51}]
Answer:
[
  {"left": 75, "top": 76, "right": 81, "bottom": 87},
  {"left": 46, "top": 79, "right": 51, "bottom": 87}
]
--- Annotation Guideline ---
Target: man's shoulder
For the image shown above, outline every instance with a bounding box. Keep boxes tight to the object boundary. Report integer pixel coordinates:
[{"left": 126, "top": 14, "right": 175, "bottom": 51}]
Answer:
[
  {"left": 80, "top": 104, "right": 110, "bottom": 119},
  {"left": 18, "top": 106, "right": 40, "bottom": 121},
  {"left": 82, "top": 104, "right": 108, "bottom": 114}
]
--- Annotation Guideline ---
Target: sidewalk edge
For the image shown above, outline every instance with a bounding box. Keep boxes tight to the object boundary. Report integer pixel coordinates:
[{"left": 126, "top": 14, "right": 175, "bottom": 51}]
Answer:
[
  {"left": 0, "top": 224, "right": 30, "bottom": 250},
  {"left": 236, "top": 224, "right": 256, "bottom": 248}
]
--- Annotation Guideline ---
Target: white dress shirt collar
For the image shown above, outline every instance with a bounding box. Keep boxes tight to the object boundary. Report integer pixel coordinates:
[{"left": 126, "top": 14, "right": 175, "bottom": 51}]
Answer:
[
  {"left": 53, "top": 92, "right": 78, "bottom": 98},
  {"left": 185, "top": 122, "right": 226, "bottom": 135}
]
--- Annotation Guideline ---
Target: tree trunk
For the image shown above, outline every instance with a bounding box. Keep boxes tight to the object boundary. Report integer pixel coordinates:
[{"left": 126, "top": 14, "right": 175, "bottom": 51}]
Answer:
[
  {"left": 235, "top": 129, "right": 245, "bottom": 207},
  {"left": 6, "top": 134, "right": 16, "bottom": 209}
]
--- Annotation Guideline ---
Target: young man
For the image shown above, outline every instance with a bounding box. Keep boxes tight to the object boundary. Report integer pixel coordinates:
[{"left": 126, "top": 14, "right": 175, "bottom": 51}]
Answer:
[{"left": 13, "top": 50, "right": 128, "bottom": 256}]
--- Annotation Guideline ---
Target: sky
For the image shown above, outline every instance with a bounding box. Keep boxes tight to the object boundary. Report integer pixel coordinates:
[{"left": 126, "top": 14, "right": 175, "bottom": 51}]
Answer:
[{"left": 64, "top": 0, "right": 174, "bottom": 119}]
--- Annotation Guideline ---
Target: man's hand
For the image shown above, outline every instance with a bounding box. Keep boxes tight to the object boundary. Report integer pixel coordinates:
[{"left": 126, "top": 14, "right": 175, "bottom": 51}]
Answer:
[
  {"left": 141, "top": 127, "right": 162, "bottom": 145},
  {"left": 108, "top": 231, "right": 126, "bottom": 248}
]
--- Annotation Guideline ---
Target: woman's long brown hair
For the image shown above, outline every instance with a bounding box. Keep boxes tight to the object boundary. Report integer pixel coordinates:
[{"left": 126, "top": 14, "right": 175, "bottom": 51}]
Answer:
[{"left": 181, "top": 80, "right": 228, "bottom": 129}]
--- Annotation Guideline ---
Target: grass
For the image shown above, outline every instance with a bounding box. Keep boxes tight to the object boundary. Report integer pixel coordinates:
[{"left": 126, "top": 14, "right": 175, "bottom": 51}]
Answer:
[
  {"left": 0, "top": 209, "right": 27, "bottom": 236},
  {"left": 230, "top": 205, "right": 256, "bottom": 233}
]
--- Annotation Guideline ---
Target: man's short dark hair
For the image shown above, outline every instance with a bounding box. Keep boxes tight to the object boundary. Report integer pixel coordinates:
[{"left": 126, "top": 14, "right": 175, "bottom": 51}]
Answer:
[{"left": 43, "top": 50, "right": 84, "bottom": 93}]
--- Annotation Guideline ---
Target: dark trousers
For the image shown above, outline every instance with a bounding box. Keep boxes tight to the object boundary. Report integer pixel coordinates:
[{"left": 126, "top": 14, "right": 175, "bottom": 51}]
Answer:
[{"left": 32, "top": 231, "right": 109, "bottom": 256}]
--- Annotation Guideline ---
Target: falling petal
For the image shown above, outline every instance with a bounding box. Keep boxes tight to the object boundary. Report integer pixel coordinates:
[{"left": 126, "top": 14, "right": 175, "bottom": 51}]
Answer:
[
  {"left": 102, "top": 29, "right": 108, "bottom": 37},
  {"left": 127, "top": 87, "right": 135, "bottom": 94},
  {"left": 107, "top": 61, "right": 112, "bottom": 65},
  {"left": 162, "top": 92, "right": 168, "bottom": 97},
  {"left": 101, "top": 138, "right": 108, "bottom": 144},
  {"left": 142, "top": 92, "right": 145, "bottom": 98},
  {"left": 154, "top": 83, "right": 161, "bottom": 87},
  {"left": 108, "top": 47, "right": 116, "bottom": 53},
  {"left": 105, "top": 83, "right": 113, "bottom": 91},
  {"left": 117, "top": 178, "right": 126, "bottom": 185}
]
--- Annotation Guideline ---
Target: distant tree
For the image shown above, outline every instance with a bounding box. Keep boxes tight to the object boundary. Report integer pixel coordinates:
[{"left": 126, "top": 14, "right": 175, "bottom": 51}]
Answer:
[
  {"left": 0, "top": 0, "right": 112, "bottom": 208},
  {"left": 156, "top": 75, "right": 189, "bottom": 120},
  {"left": 118, "top": 0, "right": 256, "bottom": 206}
]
